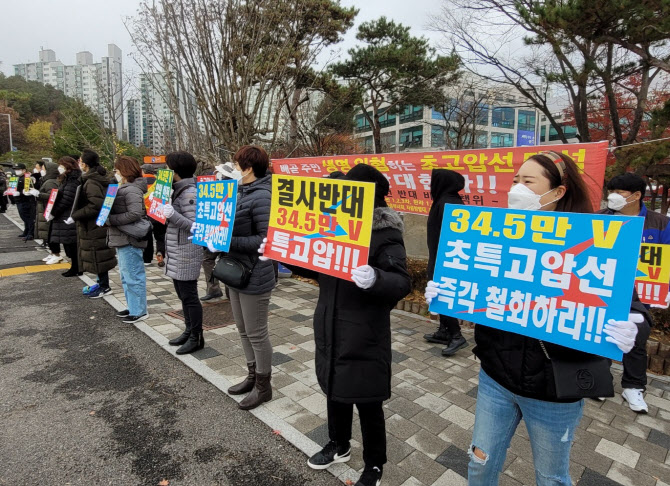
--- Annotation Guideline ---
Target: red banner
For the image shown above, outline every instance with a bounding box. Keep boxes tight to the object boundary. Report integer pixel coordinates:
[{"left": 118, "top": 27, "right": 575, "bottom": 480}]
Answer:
[
  {"left": 43, "top": 189, "right": 58, "bottom": 219},
  {"left": 272, "top": 142, "right": 609, "bottom": 215}
]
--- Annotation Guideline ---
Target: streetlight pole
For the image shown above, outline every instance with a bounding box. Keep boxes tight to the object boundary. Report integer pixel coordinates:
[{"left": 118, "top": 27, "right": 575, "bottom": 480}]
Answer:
[{"left": 1, "top": 113, "right": 13, "bottom": 160}]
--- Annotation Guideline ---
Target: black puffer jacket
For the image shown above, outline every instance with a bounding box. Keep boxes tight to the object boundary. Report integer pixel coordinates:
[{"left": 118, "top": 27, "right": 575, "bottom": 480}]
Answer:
[
  {"left": 474, "top": 295, "right": 652, "bottom": 402},
  {"left": 427, "top": 169, "right": 465, "bottom": 279},
  {"left": 289, "top": 207, "right": 411, "bottom": 403},
  {"left": 50, "top": 170, "right": 82, "bottom": 245},
  {"left": 227, "top": 174, "right": 274, "bottom": 295},
  {"left": 35, "top": 162, "right": 59, "bottom": 240},
  {"left": 71, "top": 167, "right": 117, "bottom": 274}
]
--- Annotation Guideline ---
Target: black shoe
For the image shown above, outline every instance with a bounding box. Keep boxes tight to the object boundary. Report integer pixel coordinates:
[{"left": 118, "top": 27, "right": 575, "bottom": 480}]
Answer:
[
  {"left": 169, "top": 331, "right": 191, "bottom": 346},
  {"left": 307, "top": 441, "right": 351, "bottom": 470},
  {"left": 442, "top": 335, "right": 467, "bottom": 356},
  {"left": 22, "top": 236, "right": 34, "bottom": 241},
  {"left": 176, "top": 332, "right": 204, "bottom": 354},
  {"left": 200, "top": 291, "right": 223, "bottom": 301},
  {"left": 116, "top": 309, "right": 130, "bottom": 318},
  {"left": 355, "top": 466, "right": 382, "bottom": 486},
  {"left": 423, "top": 327, "right": 451, "bottom": 345},
  {"left": 123, "top": 314, "right": 148, "bottom": 324},
  {"left": 62, "top": 269, "right": 83, "bottom": 277},
  {"left": 18, "top": 233, "right": 26, "bottom": 238}
]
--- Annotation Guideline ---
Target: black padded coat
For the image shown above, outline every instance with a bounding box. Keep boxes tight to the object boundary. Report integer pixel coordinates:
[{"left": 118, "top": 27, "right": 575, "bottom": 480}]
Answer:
[{"left": 50, "top": 170, "right": 82, "bottom": 245}]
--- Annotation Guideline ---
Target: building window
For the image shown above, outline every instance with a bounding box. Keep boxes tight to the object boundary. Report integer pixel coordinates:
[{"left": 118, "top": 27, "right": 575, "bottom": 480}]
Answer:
[
  {"left": 475, "top": 131, "right": 488, "bottom": 148},
  {"left": 477, "top": 104, "right": 489, "bottom": 126},
  {"left": 491, "top": 132, "right": 514, "bottom": 148},
  {"left": 400, "top": 105, "right": 423, "bottom": 123},
  {"left": 548, "top": 124, "right": 578, "bottom": 141},
  {"left": 400, "top": 125, "right": 423, "bottom": 147},
  {"left": 355, "top": 113, "right": 371, "bottom": 133},
  {"left": 492, "top": 107, "right": 515, "bottom": 129},
  {"left": 517, "top": 110, "right": 536, "bottom": 131},
  {"left": 540, "top": 125, "right": 546, "bottom": 142},
  {"left": 431, "top": 126, "right": 446, "bottom": 147},
  {"left": 381, "top": 132, "right": 396, "bottom": 151},
  {"left": 379, "top": 111, "right": 396, "bottom": 128}
]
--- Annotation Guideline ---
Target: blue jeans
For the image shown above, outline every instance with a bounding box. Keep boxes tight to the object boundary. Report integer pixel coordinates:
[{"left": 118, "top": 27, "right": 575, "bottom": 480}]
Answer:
[
  {"left": 117, "top": 245, "right": 147, "bottom": 317},
  {"left": 468, "top": 369, "right": 583, "bottom": 486}
]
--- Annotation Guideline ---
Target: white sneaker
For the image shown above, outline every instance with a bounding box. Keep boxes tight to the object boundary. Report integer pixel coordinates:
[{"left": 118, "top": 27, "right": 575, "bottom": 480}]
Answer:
[
  {"left": 42, "top": 254, "right": 53, "bottom": 262},
  {"left": 622, "top": 388, "right": 648, "bottom": 413},
  {"left": 46, "top": 255, "right": 64, "bottom": 265}
]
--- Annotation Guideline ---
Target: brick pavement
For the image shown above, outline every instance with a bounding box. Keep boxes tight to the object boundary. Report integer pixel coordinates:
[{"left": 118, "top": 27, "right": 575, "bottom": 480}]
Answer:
[{"left": 106, "top": 262, "right": 670, "bottom": 486}]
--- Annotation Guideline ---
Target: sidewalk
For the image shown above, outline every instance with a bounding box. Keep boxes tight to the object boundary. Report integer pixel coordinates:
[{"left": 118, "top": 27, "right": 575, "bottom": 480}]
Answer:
[{"left": 4, "top": 206, "right": 670, "bottom": 486}]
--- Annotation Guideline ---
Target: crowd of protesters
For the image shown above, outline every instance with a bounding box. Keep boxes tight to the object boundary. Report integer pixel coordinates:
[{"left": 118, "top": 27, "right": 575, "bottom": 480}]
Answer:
[{"left": 0, "top": 147, "right": 660, "bottom": 486}]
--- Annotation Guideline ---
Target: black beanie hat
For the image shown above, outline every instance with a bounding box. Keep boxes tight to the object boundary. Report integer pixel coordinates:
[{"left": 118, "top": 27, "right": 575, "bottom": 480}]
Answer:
[
  {"left": 344, "top": 164, "right": 389, "bottom": 208},
  {"left": 14, "top": 163, "right": 27, "bottom": 170}
]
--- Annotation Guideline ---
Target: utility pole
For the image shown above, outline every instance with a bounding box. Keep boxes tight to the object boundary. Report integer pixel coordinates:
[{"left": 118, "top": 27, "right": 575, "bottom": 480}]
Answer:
[{"left": 1, "top": 113, "right": 13, "bottom": 160}]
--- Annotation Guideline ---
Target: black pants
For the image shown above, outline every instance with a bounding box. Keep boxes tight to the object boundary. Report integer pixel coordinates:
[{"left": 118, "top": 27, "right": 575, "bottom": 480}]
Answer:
[
  {"left": 0, "top": 194, "right": 7, "bottom": 212},
  {"left": 152, "top": 221, "right": 166, "bottom": 255},
  {"left": 622, "top": 315, "right": 652, "bottom": 390},
  {"left": 327, "top": 399, "right": 386, "bottom": 467},
  {"left": 439, "top": 314, "right": 463, "bottom": 337},
  {"left": 17, "top": 200, "right": 36, "bottom": 237},
  {"left": 63, "top": 242, "right": 78, "bottom": 272},
  {"left": 99, "top": 271, "right": 110, "bottom": 289},
  {"left": 173, "top": 279, "right": 203, "bottom": 334},
  {"left": 48, "top": 242, "right": 61, "bottom": 254},
  {"left": 143, "top": 227, "right": 154, "bottom": 263}
]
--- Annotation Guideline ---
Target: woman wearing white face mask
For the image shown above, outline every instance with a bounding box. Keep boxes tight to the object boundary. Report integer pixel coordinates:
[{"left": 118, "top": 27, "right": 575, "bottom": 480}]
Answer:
[
  {"left": 425, "top": 151, "right": 650, "bottom": 486},
  {"left": 50, "top": 157, "right": 82, "bottom": 276}
]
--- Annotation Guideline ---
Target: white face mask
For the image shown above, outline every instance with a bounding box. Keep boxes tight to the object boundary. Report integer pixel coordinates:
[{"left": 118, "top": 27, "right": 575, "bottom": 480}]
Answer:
[
  {"left": 507, "top": 183, "right": 557, "bottom": 211},
  {"left": 33, "top": 168, "right": 39, "bottom": 174},
  {"left": 15, "top": 170, "right": 24, "bottom": 176},
  {"left": 57, "top": 166, "right": 65, "bottom": 174},
  {"left": 115, "top": 173, "right": 123, "bottom": 183},
  {"left": 607, "top": 193, "right": 634, "bottom": 211},
  {"left": 40, "top": 169, "right": 46, "bottom": 177},
  {"left": 231, "top": 169, "right": 244, "bottom": 181}
]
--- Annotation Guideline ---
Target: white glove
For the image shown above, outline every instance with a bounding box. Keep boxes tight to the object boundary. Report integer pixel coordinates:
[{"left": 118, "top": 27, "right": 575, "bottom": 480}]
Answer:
[
  {"left": 47, "top": 214, "right": 54, "bottom": 222},
  {"left": 188, "top": 221, "right": 197, "bottom": 240},
  {"left": 351, "top": 265, "right": 376, "bottom": 289},
  {"left": 424, "top": 280, "right": 440, "bottom": 304},
  {"left": 206, "top": 240, "right": 217, "bottom": 253},
  {"left": 162, "top": 203, "right": 174, "bottom": 219},
  {"left": 603, "top": 312, "right": 642, "bottom": 354},
  {"left": 257, "top": 237, "right": 269, "bottom": 261},
  {"left": 64, "top": 217, "right": 75, "bottom": 225},
  {"left": 29, "top": 188, "right": 40, "bottom": 197}
]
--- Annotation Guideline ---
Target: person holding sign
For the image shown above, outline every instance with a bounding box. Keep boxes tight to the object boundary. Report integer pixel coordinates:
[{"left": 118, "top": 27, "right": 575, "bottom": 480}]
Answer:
[
  {"left": 71, "top": 150, "right": 118, "bottom": 299},
  {"left": 13, "top": 163, "right": 37, "bottom": 241},
  {"left": 263, "top": 164, "right": 411, "bottom": 486},
  {"left": 425, "top": 169, "right": 469, "bottom": 356},
  {"left": 602, "top": 172, "right": 663, "bottom": 413},
  {"left": 0, "top": 167, "right": 7, "bottom": 213},
  {"left": 160, "top": 152, "right": 205, "bottom": 355},
  {"left": 223, "top": 146, "right": 275, "bottom": 411},
  {"left": 35, "top": 161, "right": 61, "bottom": 263},
  {"left": 107, "top": 157, "right": 149, "bottom": 324},
  {"left": 50, "top": 157, "right": 82, "bottom": 277},
  {"left": 426, "top": 151, "right": 650, "bottom": 486}
]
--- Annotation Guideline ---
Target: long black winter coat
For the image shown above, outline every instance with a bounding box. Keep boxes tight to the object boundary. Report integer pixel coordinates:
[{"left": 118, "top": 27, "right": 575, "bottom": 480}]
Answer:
[
  {"left": 227, "top": 174, "right": 275, "bottom": 295},
  {"left": 71, "top": 167, "right": 117, "bottom": 274},
  {"left": 289, "top": 207, "right": 411, "bottom": 403},
  {"left": 426, "top": 169, "right": 465, "bottom": 280},
  {"left": 50, "top": 170, "right": 82, "bottom": 245},
  {"left": 35, "top": 162, "right": 59, "bottom": 240},
  {"left": 475, "top": 296, "right": 652, "bottom": 402}
]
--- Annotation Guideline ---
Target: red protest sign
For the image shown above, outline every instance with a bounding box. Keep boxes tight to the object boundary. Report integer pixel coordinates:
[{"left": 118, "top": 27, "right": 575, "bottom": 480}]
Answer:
[
  {"left": 43, "top": 189, "right": 58, "bottom": 219},
  {"left": 271, "top": 142, "right": 609, "bottom": 214}
]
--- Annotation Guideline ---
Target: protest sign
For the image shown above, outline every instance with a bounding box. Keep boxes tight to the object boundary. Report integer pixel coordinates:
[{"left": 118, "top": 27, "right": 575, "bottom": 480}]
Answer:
[
  {"left": 636, "top": 243, "right": 670, "bottom": 306},
  {"left": 96, "top": 184, "right": 119, "bottom": 227},
  {"left": 272, "top": 141, "right": 609, "bottom": 215},
  {"left": 5, "top": 176, "right": 19, "bottom": 196},
  {"left": 43, "top": 189, "right": 58, "bottom": 219},
  {"left": 69, "top": 185, "right": 82, "bottom": 220},
  {"left": 429, "top": 205, "right": 644, "bottom": 360},
  {"left": 192, "top": 180, "right": 238, "bottom": 252},
  {"left": 148, "top": 168, "right": 174, "bottom": 223},
  {"left": 23, "top": 175, "right": 31, "bottom": 192},
  {"left": 263, "top": 175, "right": 375, "bottom": 280},
  {"left": 197, "top": 175, "right": 216, "bottom": 182}
]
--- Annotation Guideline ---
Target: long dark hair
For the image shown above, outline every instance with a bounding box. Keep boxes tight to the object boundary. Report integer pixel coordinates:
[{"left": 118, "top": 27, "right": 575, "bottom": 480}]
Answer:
[
  {"left": 527, "top": 151, "right": 593, "bottom": 213},
  {"left": 57, "top": 156, "right": 79, "bottom": 183}
]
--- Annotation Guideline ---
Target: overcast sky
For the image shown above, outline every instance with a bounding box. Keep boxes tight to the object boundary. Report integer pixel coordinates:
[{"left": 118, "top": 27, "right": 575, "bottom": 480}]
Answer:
[{"left": 0, "top": 0, "right": 445, "bottom": 77}]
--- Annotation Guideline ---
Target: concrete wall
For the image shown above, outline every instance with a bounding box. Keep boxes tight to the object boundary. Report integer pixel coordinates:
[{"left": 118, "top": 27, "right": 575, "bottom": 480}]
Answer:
[{"left": 402, "top": 213, "right": 429, "bottom": 259}]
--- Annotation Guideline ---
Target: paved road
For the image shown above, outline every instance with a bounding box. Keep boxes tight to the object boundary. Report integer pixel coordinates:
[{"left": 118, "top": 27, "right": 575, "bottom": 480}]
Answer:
[{"left": 0, "top": 214, "right": 340, "bottom": 486}]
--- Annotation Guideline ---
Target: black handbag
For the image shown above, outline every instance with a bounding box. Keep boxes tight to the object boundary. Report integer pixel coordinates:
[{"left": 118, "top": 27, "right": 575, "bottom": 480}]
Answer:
[
  {"left": 212, "top": 255, "right": 257, "bottom": 289},
  {"left": 540, "top": 341, "right": 614, "bottom": 399}
]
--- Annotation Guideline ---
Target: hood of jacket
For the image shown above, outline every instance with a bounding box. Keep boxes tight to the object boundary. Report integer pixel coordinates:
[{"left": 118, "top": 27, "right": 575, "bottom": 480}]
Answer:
[
  {"left": 373, "top": 207, "right": 404, "bottom": 233},
  {"left": 431, "top": 169, "right": 465, "bottom": 201},
  {"left": 172, "top": 177, "right": 196, "bottom": 194},
  {"left": 82, "top": 166, "right": 110, "bottom": 188},
  {"left": 43, "top": 161, "right": 59, "bottom": 181}
]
